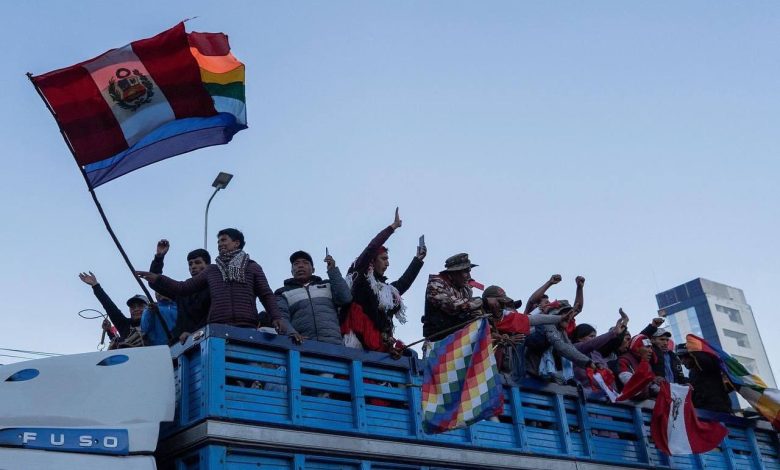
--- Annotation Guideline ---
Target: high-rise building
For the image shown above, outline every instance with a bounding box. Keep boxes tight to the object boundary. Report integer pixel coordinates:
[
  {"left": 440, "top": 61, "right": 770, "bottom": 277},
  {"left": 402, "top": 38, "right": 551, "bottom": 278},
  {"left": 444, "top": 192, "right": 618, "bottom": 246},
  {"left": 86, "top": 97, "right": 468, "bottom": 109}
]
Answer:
[{"left": 655, "top": 278, "right": 777, "bottom": 396}]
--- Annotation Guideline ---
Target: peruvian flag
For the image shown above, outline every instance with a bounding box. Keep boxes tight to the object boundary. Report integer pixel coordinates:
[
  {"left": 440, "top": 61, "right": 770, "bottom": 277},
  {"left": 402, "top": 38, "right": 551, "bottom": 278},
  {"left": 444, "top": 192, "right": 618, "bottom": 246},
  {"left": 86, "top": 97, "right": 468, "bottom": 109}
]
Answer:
[{"left": 651, "top": 382, "right": 728, "bottom": 455}]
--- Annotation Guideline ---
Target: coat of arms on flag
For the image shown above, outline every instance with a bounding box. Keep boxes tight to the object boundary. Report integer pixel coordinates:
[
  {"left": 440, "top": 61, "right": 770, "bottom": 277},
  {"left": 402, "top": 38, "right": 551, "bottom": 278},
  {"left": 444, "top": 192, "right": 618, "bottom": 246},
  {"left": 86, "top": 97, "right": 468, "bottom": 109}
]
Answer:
[
  {"left": 651, "top": 381, "right": 728, "bottom": 455},
  {"left": 422, "top": 318, "right": 504, "bottom": 433},
  {"left": 30, "top": 22, "right": 247, "bottom": 188}
]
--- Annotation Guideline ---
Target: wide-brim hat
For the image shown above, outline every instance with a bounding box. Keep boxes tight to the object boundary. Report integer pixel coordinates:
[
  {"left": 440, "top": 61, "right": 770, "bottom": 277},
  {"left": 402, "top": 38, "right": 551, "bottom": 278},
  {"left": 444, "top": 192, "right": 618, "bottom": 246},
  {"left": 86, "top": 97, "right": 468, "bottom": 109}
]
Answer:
[{"left": 443, "top": 253, "right": 478, "bottom": 272}]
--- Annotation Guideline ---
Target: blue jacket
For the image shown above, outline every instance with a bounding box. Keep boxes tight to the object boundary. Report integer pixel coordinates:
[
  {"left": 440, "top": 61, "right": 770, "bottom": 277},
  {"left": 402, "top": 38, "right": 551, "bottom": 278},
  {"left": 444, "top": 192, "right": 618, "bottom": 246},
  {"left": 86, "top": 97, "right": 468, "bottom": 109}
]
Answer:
[{"left": 141, "top": 300, "right": 178, "bottom": 346}]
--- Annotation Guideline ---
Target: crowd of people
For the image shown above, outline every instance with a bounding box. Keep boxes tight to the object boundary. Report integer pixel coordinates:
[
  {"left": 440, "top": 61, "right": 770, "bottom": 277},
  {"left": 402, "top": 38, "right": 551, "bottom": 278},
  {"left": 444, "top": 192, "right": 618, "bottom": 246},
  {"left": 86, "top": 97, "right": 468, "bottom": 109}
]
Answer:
[{"left": 78, "top": 208, "right": 734, "bottom": 414}]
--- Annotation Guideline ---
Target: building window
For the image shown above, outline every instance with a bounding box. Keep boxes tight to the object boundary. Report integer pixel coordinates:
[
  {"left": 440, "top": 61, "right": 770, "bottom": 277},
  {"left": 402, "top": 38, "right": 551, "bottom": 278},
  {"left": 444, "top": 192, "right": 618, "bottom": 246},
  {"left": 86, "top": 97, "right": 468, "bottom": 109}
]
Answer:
[
  {"left": 723, "top": 329, "right": 750, "bottom": 348},
  {"left": 716, "top": 304, "right": 743, "bottom": 324},
  {"left": 732, "top": 355, "right": 757, "bottom": 374},
  {"left": 666, "top": 307, "right": 702, "bottom": 346}
]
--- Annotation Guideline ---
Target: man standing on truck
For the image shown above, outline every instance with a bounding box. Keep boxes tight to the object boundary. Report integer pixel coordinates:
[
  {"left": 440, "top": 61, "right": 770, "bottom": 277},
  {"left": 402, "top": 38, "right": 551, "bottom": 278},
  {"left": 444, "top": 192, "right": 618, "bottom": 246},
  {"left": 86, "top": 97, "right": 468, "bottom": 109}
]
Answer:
[
  {"left": 422, "top": 253, "right": 483, "bottom": 342},
  {"left": 148, "top": 239, "right": 211, "bottom": 343},
  {"left": 137, "top": 228, "right": 298, "bottom": 342},
  {"left": 78, "top": 271, "right": 147, "bottom": 348},
  {"left": 275, "top": 250, "right": 351, "bottom": 345}
]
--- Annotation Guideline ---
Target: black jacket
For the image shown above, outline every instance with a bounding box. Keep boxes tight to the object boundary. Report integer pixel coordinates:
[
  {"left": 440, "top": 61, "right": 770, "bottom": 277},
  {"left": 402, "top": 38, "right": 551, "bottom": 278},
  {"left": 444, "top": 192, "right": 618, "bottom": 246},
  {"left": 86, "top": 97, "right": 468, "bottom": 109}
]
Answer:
[
  {"left": 91, "top": 284, "right": 136, "bottom": 339},
  {"left": 350, "top": 257, "right": 424, "bottom": 336},
  {"left": 150, "top": 255, "right": 211, "bottom": 338},
  {"left": 688, "top": 352, "right": 733, "bottom": 413},
  {"left": 650, "top": 345, "right": 687, "bottom": 384},
  {"left": 639, "top": 323, "right": 686, "bottom": 384}
]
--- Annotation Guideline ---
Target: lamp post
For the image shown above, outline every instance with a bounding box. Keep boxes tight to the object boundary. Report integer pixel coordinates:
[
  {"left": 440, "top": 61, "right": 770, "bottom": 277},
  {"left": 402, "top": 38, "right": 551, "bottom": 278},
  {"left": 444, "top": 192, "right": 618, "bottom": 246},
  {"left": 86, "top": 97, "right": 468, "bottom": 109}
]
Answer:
[{"left": 204, "top": 172, "right": 233, "bottom": 250}]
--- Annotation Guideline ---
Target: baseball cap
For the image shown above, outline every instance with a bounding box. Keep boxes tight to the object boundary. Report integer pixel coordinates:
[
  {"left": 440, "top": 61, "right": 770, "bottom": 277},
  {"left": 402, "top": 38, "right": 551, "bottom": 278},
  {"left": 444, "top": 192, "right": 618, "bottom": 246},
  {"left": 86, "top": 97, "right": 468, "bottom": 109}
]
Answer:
[
  {"left": 549, "top": 299, "right": 574, "bottom": 316},
  {"left": 126, "top": 294, "right": 149, "bottom": 307},
  {"left": 652, "top": 328, "right": 672, "bottom": 338}
]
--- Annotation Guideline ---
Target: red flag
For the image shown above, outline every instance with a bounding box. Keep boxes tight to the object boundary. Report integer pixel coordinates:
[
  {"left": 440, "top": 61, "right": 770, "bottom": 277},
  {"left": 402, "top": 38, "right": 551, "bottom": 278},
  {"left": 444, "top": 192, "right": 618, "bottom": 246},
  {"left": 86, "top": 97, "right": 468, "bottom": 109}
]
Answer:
[
  {"left": 587, "top": 368, "right": 619, "bottom": 402},
  {"left": 651, "top": 382, "right": 727, "bottom": 455},
  {"left": 31, "top": 23, "right": 215, "bottom": 166},
  {"left": 616, "top": 360, "right": 655, "bottom": 401},
  {"left": 30, "top": 23, "right": 248, "bottom": 188},
  {"left": 496, "top": 311, "right": 530, "bottom": 335}
]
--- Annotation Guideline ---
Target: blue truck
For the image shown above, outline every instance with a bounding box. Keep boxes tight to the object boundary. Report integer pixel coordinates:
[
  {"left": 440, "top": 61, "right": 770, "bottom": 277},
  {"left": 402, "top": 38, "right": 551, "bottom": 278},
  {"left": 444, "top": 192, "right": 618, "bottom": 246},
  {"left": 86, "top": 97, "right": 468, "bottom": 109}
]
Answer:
[
  {"left": 1, "top": 324, "right": 778, "bottom": 469},
  {"left": 158, "top": 325, "right": 780, "bottom": 470}
]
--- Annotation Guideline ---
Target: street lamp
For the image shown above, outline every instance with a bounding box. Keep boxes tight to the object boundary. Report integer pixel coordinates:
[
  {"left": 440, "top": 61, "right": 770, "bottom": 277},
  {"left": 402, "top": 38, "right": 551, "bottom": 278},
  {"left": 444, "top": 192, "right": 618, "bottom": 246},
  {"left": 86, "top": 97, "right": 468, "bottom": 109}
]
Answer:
[{"left": 204, "top": 172, "right": 233, "bottom": 250}]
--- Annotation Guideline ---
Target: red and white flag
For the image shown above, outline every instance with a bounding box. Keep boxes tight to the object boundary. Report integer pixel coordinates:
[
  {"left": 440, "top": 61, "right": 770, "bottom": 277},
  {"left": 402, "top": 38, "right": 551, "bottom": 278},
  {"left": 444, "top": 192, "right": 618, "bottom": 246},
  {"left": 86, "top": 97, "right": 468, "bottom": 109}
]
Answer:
[
  {"left": 588, "top": 368, "right": 619, "bottom": 403},
  {"left": 651, "top": 382, "right": 728, "bottom": 455}
]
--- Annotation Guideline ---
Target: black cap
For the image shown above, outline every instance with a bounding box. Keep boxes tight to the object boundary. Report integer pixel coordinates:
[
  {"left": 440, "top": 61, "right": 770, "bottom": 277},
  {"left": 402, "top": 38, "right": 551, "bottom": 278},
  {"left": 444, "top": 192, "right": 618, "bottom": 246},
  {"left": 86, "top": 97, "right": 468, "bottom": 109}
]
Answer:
[{"left": 289, "top": 250, "right": 313, "bottom": 265}]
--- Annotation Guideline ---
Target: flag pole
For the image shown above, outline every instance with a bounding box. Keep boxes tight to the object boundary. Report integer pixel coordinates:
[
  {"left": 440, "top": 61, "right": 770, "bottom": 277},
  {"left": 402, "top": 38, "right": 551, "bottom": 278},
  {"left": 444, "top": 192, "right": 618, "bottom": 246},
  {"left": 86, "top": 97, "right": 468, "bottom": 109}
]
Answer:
[{"left": 27, "top": 73, "right": 174, "bottom": 344}]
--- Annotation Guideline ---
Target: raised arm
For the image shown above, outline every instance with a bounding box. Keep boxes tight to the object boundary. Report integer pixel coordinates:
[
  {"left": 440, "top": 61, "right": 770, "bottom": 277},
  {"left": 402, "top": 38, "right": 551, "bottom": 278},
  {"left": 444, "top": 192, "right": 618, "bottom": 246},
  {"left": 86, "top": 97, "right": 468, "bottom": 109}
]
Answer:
[
  {"left": 524, "top": 274, "right": 561, "bottom": 313},
  {"left": 140, "top": 269, "right": 209, "bottom": 298},
  {"left": 577, "top": 313, "right": 626, "bottom": 355},
  {"left": 149, "top": 239, "right": 169, "bottom": 275},
  {"left": 80, "top": 272, "right": 132, "bottom": 338},
  {"left": 575, "top": 330, "right": 617, "bottom": 355},
  {"left": 392, "top": 244, "right": 427, "bottom": 294},
  {"left": 325, "top": 255, "right": 352, "bottom": 306},
  {"left": 573, "top": 276, "right": 585, "bottom": 314},
  {"left": 640, "top": 317, "right": 664, "bottom": 337},
  {"left": 352, "top": 208, "right": 402, "bottom": 274},
  {"left": 392, "top": 258, "right": 424, "bottom": 295}
]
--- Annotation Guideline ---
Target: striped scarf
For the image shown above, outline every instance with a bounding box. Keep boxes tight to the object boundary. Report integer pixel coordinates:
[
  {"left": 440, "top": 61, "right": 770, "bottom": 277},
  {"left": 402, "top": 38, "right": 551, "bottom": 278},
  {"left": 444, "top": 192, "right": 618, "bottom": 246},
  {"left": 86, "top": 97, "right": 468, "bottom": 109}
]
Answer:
[{"left": 216, "top": 249, "right": 249, "bottom": 283}]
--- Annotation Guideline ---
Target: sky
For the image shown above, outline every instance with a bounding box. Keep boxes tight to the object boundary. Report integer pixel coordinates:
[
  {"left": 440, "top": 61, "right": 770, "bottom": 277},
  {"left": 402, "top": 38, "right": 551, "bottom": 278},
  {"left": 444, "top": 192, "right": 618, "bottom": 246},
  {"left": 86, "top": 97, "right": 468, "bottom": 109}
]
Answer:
[{"left": 0, "top": 2, "right": 778, "bottom": 380}]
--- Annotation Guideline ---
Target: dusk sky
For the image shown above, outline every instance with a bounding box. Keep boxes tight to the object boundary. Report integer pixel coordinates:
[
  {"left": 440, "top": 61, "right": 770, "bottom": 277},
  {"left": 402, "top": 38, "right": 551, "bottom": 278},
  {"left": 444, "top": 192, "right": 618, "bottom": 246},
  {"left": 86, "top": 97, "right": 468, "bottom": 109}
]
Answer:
[{"left": 1, "top": 2, "right": 777, "bottom": 381}]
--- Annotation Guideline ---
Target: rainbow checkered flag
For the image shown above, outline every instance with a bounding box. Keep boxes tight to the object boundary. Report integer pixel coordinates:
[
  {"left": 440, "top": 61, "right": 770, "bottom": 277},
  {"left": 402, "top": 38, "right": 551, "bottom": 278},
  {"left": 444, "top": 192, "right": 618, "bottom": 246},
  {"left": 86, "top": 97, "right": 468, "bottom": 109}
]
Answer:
[
  {"left": 422, "top": 318, "right": 504, "bottom": 433},
  {"left": 686, "top": 334, "right": 780, "bottom": 430}
]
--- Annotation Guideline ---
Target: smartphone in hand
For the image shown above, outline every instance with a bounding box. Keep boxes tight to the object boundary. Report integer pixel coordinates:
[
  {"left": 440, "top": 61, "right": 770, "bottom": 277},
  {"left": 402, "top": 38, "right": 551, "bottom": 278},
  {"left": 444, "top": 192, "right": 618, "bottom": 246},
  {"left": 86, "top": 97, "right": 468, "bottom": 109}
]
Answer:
[{"left": 418, "top": 235, "right": 425, "bottom": 250}]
